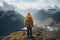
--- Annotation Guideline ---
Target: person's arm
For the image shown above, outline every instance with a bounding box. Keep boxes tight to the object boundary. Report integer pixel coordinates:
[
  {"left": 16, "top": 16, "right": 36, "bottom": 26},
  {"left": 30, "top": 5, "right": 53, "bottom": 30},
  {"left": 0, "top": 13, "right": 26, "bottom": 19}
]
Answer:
[
  {"left": 31, "top": 19, "right": 34, "bottom": 27},
  {"left": 32, "top": 19, "right": 34, "bottom": 27},
  {"left": 24, "top": 18, "right": 26, "bottom": 27}
]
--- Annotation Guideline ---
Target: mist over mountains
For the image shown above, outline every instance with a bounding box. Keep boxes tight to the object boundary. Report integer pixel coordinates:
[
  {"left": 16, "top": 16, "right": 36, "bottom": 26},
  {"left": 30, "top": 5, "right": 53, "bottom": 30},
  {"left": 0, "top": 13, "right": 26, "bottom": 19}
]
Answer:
[
  {"left": 0, "top": 1, "right": 24, "bottom": 36},
  {"left": 34, "top": 7, "right": 60, "bottom": 23},
  {"left": 0, "top": 1, "right": 15, "bottom": 11}
]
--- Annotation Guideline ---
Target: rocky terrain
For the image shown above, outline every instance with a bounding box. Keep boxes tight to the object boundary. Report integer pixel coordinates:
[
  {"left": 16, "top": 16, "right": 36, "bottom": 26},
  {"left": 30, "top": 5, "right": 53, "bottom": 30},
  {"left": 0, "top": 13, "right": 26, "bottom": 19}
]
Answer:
[
  {"left": 0, "top": 30, "right": 47, "bottom": 40},
  {"left": 0, "top": 30, "right": 59, "bottom": 40}
]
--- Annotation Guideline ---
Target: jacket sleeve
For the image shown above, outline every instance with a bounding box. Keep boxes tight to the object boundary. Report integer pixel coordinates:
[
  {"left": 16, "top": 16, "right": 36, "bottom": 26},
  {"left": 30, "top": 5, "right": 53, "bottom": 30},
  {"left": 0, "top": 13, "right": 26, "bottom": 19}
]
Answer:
[
  {"left": 32, "top": 19, "right": 34, "bottom": 26},
  {"left": 24, "top": 18, "right": 26, "bottom": 27},
  {"left": 31, "top": 19, "right": 34, "bottom": 27}
]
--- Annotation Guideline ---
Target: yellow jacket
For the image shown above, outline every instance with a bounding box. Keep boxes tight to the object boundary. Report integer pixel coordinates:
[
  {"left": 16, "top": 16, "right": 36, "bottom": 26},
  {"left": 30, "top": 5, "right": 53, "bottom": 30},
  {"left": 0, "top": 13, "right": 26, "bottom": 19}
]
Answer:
[{"left": 24, "top": 12, "right": 34, "bottom": 28}]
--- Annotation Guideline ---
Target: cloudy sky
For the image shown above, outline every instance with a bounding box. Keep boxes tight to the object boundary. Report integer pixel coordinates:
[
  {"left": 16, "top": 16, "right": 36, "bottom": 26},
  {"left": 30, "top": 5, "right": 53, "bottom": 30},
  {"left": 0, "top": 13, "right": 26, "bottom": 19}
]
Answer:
[{"left": 0, "top": 0, "right": 60, "bottom": 10}]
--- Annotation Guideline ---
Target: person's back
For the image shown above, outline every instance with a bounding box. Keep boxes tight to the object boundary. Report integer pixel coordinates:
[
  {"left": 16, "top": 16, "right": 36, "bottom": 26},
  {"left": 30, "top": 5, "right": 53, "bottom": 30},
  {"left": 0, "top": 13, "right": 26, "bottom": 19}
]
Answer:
[
  {"left": 24, "top": 12, "right": 34, "bottom": 38},
  {"left": 24, "top": 12, "right": 34, "bottom": 28}
]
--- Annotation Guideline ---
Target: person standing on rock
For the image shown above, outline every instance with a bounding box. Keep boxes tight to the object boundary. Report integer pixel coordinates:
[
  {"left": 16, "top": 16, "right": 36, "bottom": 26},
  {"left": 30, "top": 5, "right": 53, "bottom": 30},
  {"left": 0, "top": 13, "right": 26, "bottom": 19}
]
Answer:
[{"left": 24, "top": 12, "right": 34, "bottom": 38}]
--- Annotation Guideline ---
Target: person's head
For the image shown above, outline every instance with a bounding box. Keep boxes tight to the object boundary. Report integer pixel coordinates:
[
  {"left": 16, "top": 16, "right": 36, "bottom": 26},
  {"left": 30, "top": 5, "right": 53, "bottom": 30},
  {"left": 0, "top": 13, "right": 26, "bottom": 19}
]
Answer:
[
  {"left": 28, "top": 12, "right": 31, "bottom": 15},
  {"left": 26, "top": 12, "right": 32, "bottom": 18}
]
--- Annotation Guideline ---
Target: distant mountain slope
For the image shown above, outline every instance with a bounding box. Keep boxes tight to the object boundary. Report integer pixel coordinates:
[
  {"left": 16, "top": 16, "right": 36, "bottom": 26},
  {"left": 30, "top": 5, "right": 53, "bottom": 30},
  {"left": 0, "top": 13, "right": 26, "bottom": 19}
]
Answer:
[
  {"left": 51, "top": 10, "right": 60, "bottom": 23},
  {"left": 0, "top": 10, "right": 24, "bottom": 36},
  {"left": 34, "top": 8, "right": 60, "bottom": 23},
  {"left": 34, "top": 9, "right": 50, "bottom": 21}
]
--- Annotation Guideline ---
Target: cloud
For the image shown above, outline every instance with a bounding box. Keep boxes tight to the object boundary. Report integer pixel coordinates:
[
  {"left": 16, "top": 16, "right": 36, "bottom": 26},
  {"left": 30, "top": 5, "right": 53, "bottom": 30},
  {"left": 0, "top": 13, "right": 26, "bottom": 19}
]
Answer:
[
  {"left": 0, "top": 2, "right": 3, "bottom": 7},
  {"left": 0, "top": 0, "right": 60, "bottom": 10},
  {"left": 21, "top": 0, "right": 37, "bottom": 2}
]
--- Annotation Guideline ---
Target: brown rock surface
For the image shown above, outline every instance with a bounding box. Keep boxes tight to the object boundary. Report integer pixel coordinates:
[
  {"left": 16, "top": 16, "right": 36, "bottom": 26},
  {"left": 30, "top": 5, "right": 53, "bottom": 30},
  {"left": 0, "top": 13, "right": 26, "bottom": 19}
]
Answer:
[
  {"left": 1, "top": 30, "right": 59, "bottom": 40},
  {"left": 1, "top": 30, "right": 47, "bottom": 40}
]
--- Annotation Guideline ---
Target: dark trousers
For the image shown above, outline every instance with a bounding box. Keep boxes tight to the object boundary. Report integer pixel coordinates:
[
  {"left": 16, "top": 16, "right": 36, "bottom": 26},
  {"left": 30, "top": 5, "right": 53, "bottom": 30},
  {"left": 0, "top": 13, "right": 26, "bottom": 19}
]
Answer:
[{"left": 27, "top": 27, "right": 32, "bottom": 38}]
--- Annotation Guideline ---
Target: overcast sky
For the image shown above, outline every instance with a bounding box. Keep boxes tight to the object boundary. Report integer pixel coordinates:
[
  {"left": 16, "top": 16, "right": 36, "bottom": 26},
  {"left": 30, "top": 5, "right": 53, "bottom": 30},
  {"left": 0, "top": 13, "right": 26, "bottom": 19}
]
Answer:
[{"left": 0, "top": 0, "right": 60, "bottom": 10}]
